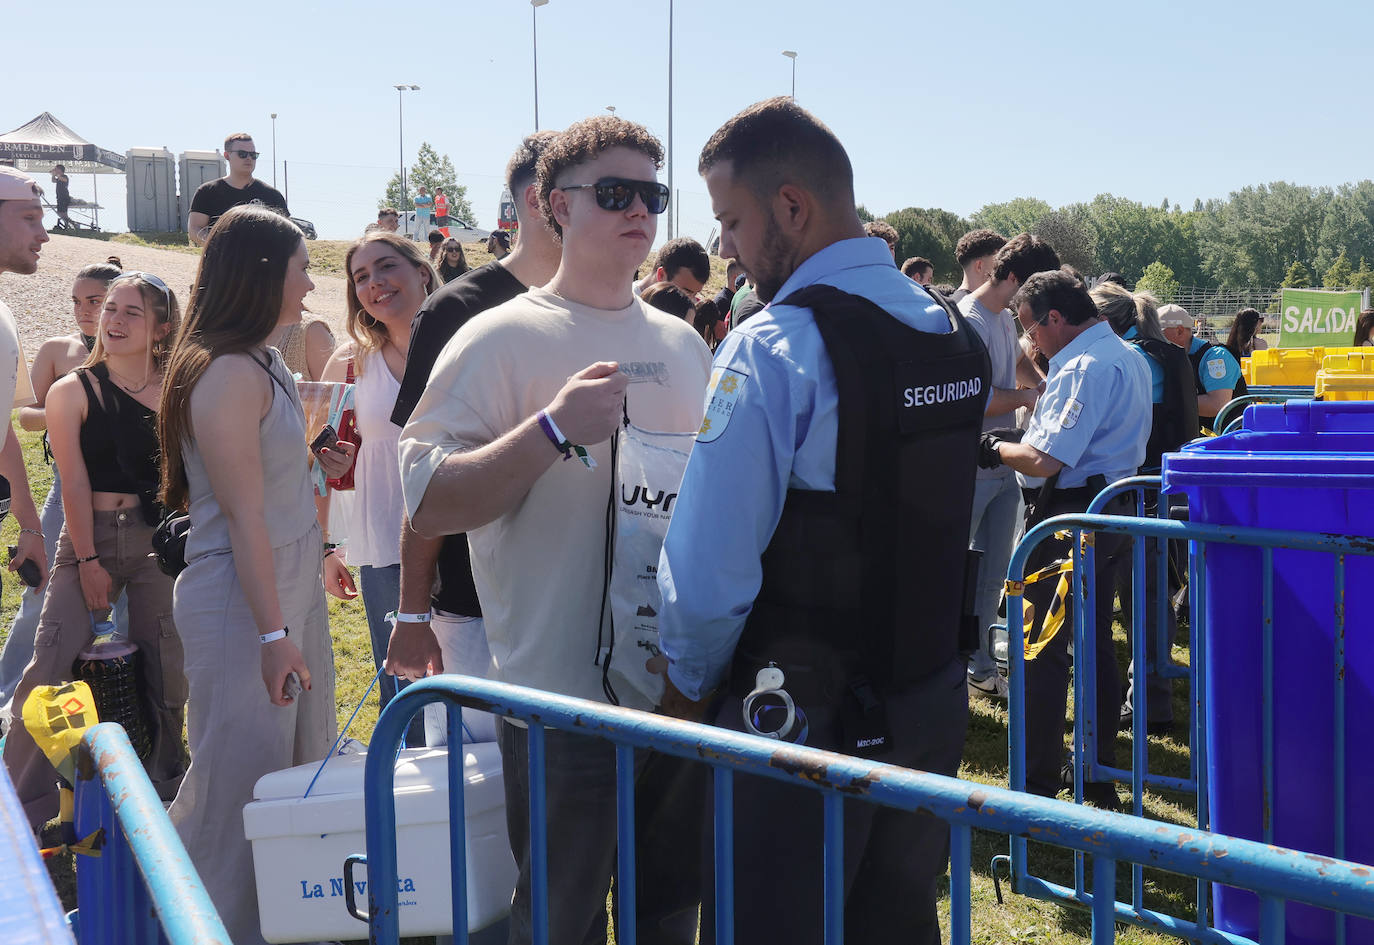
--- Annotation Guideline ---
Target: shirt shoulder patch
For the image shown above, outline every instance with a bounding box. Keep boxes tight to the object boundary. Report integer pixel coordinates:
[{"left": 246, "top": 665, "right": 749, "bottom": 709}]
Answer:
[
  {"left": 1207, "top": 355, "right": 1228, "bottom": 380},
  {"left": 1060, "top": 397, "right": 1084, "bottom": 430},
  {"left": 697, "top": 367, "right": 747, "bottom": 443}
]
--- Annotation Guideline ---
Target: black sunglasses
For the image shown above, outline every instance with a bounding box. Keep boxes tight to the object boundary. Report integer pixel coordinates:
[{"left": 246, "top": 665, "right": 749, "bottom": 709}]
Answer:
[
  {"left": 230, "top": 149, "right": 260, "bottom": 160},
  {"left": 560, "top": 178, "right": 669, "bottom": 214}
]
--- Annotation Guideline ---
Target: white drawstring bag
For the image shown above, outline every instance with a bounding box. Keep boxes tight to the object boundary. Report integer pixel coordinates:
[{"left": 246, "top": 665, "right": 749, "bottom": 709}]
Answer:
[{"left": 600, "top": 417, "right": 695, "bottom": 708}]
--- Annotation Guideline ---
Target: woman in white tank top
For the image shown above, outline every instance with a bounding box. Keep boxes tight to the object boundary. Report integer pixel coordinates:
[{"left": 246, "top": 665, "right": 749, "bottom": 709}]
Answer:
[{"left": 319, "top": 232, "right": 437, "bottom": 742}]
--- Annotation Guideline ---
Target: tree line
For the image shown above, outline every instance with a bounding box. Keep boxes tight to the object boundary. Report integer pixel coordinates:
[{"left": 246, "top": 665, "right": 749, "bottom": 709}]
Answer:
[{"left": 862, "top": 181, "right": 1374, "bottom": 297}]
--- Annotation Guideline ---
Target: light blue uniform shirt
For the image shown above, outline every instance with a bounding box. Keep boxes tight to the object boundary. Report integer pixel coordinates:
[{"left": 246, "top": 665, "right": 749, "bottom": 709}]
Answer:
[
  {"left": 657, "top": 237, "right": 952, "bottom": 701},
  {"left": 1188, "top": 336, "right": 1242, "bottom": 392},
  {"left": 1019, "top": 320, "right": 1151, "bottom": 491},
  {"left": 413, "top": 193, "right": 434, "bottom": 218},
  {"left": 1123, "top": 326, "right": 1164, "bottom": 403}
]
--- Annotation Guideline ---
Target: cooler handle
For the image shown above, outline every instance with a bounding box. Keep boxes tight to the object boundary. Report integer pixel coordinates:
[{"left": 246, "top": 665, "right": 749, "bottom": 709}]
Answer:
[{"left": 344, "top": 853, "right": 369, "bottom": 923}]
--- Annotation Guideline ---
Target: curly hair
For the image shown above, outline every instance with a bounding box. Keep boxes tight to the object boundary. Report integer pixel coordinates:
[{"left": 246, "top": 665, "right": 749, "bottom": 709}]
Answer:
[
  {"left": 536, "top": 117, "right": 664, "bottom": 239},
  {"left": 864, "top": 221, "right": 899, "bottom": 248},
  {"left": 991, "top": 233, "right": 1061, "bottom": 285},
  {"left": 955, "top": 229, "right": 1007, "bottom": 267}
]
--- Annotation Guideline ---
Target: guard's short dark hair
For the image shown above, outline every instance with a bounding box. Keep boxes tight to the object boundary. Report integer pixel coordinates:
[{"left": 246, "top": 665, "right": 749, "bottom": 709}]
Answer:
[
  {"left": 864, "top": 221, "right": 899, "bottom": 247},
  {"left": 991, "top": 233, "right": 1061, "bottom": 285},
  {"left": 955, "top": 229, "right": 1007, "bottom": 267},
  {"left": 378, "top": 206, "right": 398, "bottom": 219},
  {"left": 655, "top": 237, "right": 710, "bottom": 283},
  {"left": 537, "top": 116, "right": 664, "bottom": 238},
  {"left": 698, "top": 97, "right": 854, "bottom": 205},
  {"left": 506, "top": 131, "right": 561, "bottom": 196},
  {"left": 1097, "top": 271, "right": 1126, "bottom": 286},
  {"left": 1012, "top": 267, "right": 1098, "bottom": 326},
  {"left": 901, "top": 257, "right": 933, "bottom": 278}
]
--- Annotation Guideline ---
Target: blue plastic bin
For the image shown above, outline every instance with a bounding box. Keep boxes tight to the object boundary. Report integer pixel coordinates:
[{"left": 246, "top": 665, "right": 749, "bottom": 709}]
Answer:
[
  {"left": 1163, "top": 429, "right": 1374, "bottom": 945},
  {"left": 1242, "top": 398, "right": 1374, "bottom": 433}
]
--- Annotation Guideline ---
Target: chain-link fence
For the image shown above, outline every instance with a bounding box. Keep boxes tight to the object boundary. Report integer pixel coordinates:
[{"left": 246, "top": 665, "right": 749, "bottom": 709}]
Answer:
[{"left": 1171, "top": 286, "right": 1281, "bottom": 342}]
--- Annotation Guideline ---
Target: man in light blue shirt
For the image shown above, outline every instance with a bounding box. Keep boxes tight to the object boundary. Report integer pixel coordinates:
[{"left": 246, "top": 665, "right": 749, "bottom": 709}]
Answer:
[
  {"left": 983, "top": 268, "right": 1150, "bottom": 808},
  {"left": 411, "top": 184, "right": 433, "bottom": 241},
  {"left": 658, "top": 97, "right": 984, "bottom": 945}
]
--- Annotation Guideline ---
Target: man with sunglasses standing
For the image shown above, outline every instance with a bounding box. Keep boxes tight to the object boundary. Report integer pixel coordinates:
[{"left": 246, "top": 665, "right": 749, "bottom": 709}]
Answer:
[
  {"left": 399, "top": 117, "right": 711, "bottom": 945},
  {"left": 188, "top": 132, "right": 288, "bottom": 246},
  {"left": 656, "top": 97, "right": 989, "bottom": 945}
]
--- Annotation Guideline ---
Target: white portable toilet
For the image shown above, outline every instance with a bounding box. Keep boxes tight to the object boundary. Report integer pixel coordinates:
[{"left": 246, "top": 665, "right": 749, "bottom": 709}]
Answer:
[
  {"left": 125, "top": 147, "right": 177, "bottom": 232},
  {"left": 178, "top": 150, "right": 224, "bottom": 232}
]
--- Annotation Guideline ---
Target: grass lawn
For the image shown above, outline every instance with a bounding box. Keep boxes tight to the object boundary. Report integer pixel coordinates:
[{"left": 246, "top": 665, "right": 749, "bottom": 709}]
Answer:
[{"left": 0, "top": 421, "right": 1203, "bottom": 943}]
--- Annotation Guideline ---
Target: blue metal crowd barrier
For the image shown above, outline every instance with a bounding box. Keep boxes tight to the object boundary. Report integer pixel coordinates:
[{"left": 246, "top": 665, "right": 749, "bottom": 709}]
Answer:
[
  {"left": 359, "top": 675, "right": 1374, "bottom": 945},
  {"left": 71, "top": 722, "right": 231, "bottom": 945},
  {"left": 1003, "top": 506, "right": 1374, "bottom": 944}
]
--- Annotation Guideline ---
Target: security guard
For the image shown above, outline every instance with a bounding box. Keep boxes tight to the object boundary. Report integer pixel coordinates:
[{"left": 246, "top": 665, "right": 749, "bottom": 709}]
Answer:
[
  {"left": 1159, "top": 302, "right": 1244, "bottom": 431},
  {"left": 982, "top": 268, "right": 1151, "bottom": 807},
  {"left": 657, "top": 97, "right": 989, "bottom": 945}
]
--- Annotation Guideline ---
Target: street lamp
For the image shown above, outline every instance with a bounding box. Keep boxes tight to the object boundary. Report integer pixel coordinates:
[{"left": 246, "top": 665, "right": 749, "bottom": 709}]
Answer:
[
  {"left": 667, "top": 0, "right": 674, "bottom": 239},
  {"left": 394, "top": 84, "right": 420, "bottom": 236},
  {"left": 270, "top": 113, "right": 277, "bottom": 188},
  {"left": 532, "top": 0, "right": 549, "bottom": 130},
  {"left": 606, "top": 105, "right": 616, "bottom": 115},
  {"left": 782, "top": 50, "right": 798, "bottom": 99}
]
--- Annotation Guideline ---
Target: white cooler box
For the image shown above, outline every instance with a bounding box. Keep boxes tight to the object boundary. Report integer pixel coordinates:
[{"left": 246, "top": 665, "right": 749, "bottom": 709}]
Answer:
[{"left": 244, "top": 743, "right": 515, "bottom": 943}]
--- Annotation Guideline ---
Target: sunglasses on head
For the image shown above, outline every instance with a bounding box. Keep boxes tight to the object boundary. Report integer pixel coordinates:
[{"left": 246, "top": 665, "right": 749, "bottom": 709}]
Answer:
[
  {"left": 230, "top": 149, "right": 260, "bottom": 160},
  {"left": 559, "top": 178, "right": 669, "bottom": 214}
]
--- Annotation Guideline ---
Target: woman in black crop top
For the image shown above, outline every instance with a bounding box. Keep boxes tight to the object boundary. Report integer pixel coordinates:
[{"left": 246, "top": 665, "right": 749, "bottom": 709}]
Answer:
[{"left": 1, "top": 271, "right": 189, "bottom": 829}]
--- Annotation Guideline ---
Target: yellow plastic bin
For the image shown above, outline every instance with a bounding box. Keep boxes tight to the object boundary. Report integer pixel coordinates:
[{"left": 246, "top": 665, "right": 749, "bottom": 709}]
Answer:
[
  {"left": 1245, "top": 346, "right": 1363, "bottom": 386},
  {"left": 1315, "top": 351, "right": 1374, "bottom": 401}
]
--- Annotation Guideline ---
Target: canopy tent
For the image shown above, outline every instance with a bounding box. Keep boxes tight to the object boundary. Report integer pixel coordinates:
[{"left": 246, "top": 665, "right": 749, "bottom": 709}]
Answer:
[
  {"left": 0, "top": 112, "right": 125, "bottom": 175},
  {"left": 0, "top": 112, "right": 125, "bottom": 230}
]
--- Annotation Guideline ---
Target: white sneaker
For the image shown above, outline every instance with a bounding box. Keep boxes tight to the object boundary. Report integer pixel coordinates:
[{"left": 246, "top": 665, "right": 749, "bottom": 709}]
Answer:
[{"left": 968, "top": 673, "right": 1009, "bottom": 701}]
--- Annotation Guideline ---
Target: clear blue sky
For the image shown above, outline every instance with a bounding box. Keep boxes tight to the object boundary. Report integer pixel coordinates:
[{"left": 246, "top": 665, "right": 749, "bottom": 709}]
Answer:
[{"left": 10, "top": 0, "right": 1371, "bottom": 245}]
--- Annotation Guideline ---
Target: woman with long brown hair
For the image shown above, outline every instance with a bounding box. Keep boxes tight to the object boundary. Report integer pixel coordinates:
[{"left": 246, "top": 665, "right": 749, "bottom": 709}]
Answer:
[
  {"left": 2, "top": 270, "right": 186, "bottom": 829},
  {"left": 158, "top": 204, "right": 351, "bottom": 945}
]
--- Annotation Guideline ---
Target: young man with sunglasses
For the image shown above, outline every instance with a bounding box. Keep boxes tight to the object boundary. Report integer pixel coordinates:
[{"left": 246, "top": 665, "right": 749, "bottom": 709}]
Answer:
[
  {"left": 655, "top": 97, "right": 988, "bottom": 945},
  {"left": 399, "top": 117, "right": 711, "bottom": 945},
  {"left": 187, "top": 132, "right": 289, "bottom": 246}
]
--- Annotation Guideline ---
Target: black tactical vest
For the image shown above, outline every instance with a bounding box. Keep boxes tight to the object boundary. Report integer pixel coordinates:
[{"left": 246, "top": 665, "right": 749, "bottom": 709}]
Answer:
[
  {"left": 1130, "top": 336, "right": 1200, "bottom": 470},
  {"left": 734, "top": 284, "right": 991, "bottom": 692}
]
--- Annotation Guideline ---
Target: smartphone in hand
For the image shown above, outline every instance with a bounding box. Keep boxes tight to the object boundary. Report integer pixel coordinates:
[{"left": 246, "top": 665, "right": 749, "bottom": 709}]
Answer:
[
  {"left": 7, "top": 546, "right": 40, "bottom": 588},
  {"left": 309, "top": 424, "right": 338, "bottom": 459}
]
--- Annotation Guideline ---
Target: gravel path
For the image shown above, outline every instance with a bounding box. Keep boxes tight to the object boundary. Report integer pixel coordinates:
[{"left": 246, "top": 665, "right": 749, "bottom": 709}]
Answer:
[{"left": 0, "top": 234, "right": 349, "bottom": 359}]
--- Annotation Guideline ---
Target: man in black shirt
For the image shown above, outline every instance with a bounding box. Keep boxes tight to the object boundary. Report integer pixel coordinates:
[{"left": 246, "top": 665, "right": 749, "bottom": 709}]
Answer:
[
  {"left": 385, "top": 132, "right": 563, "bottom": 685},
  {"left": 188, "top": 132, "right": 288, "bottom": 245}
]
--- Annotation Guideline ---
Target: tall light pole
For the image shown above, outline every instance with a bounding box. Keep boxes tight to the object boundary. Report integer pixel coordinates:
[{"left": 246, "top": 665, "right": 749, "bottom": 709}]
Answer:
[
  {"left": 270, "top": 113, "right": 277, "bottom": 188},
  {"left": 532, "top": 0, "right": 549, "bottom": 129},
  {"left": 394, "top": 84, "right": 420, "bottom": 236},
  {"left": 606, "top": 105, "right": 616, "bottom": 115},
  {"left": 782, "top": 50, "right": 798, "bottom": 99},
  {"left": 667, "top": 0, "right": 674, "bottom": 239}
]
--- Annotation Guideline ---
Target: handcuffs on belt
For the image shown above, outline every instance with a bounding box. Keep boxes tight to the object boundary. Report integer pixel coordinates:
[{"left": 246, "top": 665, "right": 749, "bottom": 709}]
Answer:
[{"left": 742, "top": 662, "right": 808, "bottom": 744}]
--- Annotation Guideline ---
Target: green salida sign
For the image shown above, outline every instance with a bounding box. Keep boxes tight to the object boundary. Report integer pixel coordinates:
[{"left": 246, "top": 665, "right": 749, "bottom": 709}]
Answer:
[{"left": 1278, "top": 288, "right": 1364, "bottom": 348}]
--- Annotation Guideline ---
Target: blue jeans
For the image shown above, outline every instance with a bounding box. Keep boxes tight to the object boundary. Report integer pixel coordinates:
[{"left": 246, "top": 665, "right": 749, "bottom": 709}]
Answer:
[
  {"left": 358, "top": 563, "right": 423, "bottom": 747},
  {"left": 0, "top": 465, "right": 129, "bottom": 716},
  {"left": 966, "top": 474, "right": 1023, "bottom": 680}
]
